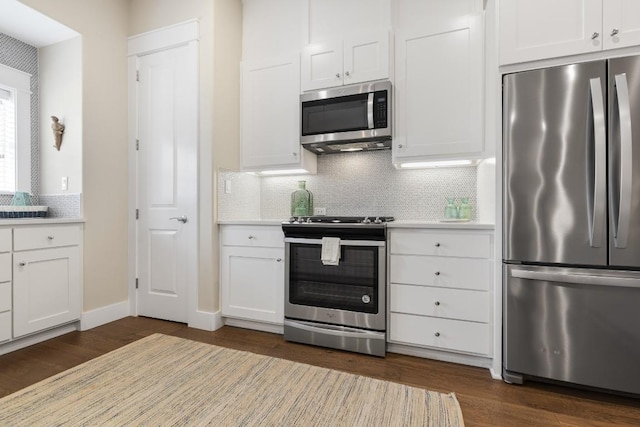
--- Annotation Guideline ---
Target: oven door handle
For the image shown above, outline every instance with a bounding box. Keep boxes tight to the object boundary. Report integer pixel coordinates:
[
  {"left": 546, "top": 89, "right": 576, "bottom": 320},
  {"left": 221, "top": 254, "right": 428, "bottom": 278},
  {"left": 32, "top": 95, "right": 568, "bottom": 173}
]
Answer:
[
  {"left": 284, "top": 237, "right": 385, "bottom": 247},
  {"left": 284, "top": 320, "right": 385, "bottom": 340}
]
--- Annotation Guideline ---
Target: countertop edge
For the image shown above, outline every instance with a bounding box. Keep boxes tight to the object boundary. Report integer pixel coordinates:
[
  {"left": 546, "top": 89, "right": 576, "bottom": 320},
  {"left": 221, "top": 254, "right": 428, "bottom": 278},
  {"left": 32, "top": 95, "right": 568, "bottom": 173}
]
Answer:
[
  {"left": 217, "top": 219, "right": 495, "bottom": 230},
  {"left": 388, "top": 221, "right": 495, "bottom": 230},
  {"left": 0, "top": 218, "right": 85, "bottom": 226}
]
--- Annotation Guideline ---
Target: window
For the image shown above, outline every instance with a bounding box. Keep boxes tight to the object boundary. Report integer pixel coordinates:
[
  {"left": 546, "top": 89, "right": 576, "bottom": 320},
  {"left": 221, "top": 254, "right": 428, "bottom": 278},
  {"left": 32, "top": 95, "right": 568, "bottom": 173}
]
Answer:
[
  {"left": 0, "top": 64, "right": 31, "bottom": 194},
  {"left": 0, "top": 88, "right": 16, "bottom": 192}
]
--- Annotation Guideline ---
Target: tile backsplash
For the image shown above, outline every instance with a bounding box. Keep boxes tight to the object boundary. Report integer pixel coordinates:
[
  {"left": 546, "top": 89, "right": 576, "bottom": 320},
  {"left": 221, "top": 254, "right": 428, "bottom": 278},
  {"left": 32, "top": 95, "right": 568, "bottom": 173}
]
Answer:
[{"left": 218, "top": 150, "right": 478, "bottom": 221}]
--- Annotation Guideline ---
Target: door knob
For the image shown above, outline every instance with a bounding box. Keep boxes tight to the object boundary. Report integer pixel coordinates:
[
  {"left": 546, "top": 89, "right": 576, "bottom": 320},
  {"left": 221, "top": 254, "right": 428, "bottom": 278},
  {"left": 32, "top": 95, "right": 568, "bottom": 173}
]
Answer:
[{"left": 169, "top": 215, "right": 188, "bottom": 223}]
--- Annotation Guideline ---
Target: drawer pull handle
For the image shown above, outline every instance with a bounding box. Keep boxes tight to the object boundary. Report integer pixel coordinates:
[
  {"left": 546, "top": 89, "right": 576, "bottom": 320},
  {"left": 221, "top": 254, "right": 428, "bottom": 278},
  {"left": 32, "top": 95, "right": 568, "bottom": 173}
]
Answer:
[
  {"left": 435, "top": 271, "right": 440, "bottom": 276},
  {"left": 434, "top": 301, "right": 440, "bottom": 306},
  {"left": 276, "top": 258, "right": 282, "bottom": 262},
  {"left": 47, "top": 236, "right": 54, "bottom": 240},
  {"left": 434, "top": 332, "right": 440, "bottom": 337},
  {"left": 248, "top": 235, "right": 255, "bottom": 240},
  {"left": 18, "top": 262, "right": 26, "bottom": 267},
  {"left": 434, "top": 242, "right": 441, "bottom": 247}
]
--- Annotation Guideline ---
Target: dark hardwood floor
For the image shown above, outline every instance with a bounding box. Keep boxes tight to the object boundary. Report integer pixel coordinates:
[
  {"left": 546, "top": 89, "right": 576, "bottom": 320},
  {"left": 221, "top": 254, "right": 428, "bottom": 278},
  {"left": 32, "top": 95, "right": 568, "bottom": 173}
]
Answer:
[{"left": 1, "top": 317, "right": 639, "bottom": 426}]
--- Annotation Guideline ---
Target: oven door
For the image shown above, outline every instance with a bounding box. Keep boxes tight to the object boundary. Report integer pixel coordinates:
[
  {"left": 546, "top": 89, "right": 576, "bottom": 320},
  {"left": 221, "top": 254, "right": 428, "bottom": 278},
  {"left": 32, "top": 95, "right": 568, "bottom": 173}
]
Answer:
[{"left": 284, "top": 237, "right": 386, "bottom": 331}]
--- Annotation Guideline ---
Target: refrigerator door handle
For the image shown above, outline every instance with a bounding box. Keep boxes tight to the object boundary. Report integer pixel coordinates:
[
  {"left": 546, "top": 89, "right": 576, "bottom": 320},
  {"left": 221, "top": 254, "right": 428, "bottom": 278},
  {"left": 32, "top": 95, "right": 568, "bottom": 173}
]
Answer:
[
  {"left": 589, "top": 78, "right": 606, "bottom": 248},
  {"left": 511, "top": 269, "right": 640, "bottom": 289},
  {"left": 613, "top": 73, "right": 633, "bottom": 249}
]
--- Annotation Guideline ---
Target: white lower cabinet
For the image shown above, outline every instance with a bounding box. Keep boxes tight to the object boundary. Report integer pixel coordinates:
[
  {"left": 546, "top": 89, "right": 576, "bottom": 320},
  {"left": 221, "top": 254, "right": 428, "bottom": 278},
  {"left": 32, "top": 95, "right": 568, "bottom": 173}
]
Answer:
[
  {"left": 220, "top": 225, "right": 284, "bottom": 327},
  {"left": 0, "top": 223, "right": 82, "bottom": 345},
  {"left": 388, "top": 227, "right": 494, "bottom": 362},
  {"left": 13, "top": 246, "right": 81, "bottom": 337}
]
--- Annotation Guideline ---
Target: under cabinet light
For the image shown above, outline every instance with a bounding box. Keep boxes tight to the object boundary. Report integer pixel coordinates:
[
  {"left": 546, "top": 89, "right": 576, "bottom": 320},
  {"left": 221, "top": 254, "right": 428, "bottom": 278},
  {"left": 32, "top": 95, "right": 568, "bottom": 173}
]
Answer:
[
  {"left": 258, "top": 169, "right": 309, "bottom": 176},
  {"left": 398, "top": 160, "right": 477, "bottom": 169}
]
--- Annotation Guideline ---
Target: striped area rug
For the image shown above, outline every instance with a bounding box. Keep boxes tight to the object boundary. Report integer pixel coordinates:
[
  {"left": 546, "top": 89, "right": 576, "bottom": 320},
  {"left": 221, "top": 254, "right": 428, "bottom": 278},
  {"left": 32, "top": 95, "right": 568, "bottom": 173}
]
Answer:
[{"left": 0, "top": 333, "right": 465, "bottom": 426}]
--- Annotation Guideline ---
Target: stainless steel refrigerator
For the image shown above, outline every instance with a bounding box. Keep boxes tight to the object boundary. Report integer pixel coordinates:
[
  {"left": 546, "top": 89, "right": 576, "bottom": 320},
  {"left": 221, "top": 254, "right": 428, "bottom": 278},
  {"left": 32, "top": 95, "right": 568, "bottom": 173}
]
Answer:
[{"left": 503, "top": 56, "right": 640, "bottom": 395}]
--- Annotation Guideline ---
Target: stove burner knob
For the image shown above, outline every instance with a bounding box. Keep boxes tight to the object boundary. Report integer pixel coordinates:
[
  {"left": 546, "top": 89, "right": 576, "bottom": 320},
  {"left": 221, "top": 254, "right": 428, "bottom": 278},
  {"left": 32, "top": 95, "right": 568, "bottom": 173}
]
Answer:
[
  {"left": 297, "top": 217, "right": 304, "bottom": 223},
  {"left": 362, "top": 216, "right": 371, "bottom": 224},
  {"left": 306, "top": 218, "right": 312, "bottom": 223},
  {"left": 374, "top": 217, "right": 382, "bottom": 224}
]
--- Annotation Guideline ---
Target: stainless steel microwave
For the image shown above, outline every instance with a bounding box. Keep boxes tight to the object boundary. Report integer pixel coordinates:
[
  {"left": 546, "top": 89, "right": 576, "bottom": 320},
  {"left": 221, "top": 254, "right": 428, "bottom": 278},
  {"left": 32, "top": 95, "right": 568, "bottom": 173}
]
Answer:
[{"left": 300, "top": 80, "right": 391, "bottom": 154}]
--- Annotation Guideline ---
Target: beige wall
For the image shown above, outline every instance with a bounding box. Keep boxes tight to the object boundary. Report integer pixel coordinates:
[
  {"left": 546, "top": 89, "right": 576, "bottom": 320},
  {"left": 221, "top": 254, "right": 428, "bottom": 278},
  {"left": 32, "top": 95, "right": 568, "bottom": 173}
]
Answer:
[
  {"left": 20, "top": 0, "right": 241, "bottom": 315},
  {"left": 129, "top": 0, "right": 241, "bottom": 312},
  {"left": 39, "top": 36, "right": 82, "bottom": 195},
  {"left": 21, "top": 0, "right": 130, "bottom": 311}
]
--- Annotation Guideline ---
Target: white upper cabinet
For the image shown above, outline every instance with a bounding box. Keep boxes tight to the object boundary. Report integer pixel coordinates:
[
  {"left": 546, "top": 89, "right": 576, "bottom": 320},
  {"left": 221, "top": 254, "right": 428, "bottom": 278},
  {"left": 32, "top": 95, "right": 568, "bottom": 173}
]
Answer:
[
  {"left": 242, "top": 0, "right": 305, "bottom": 61},
  {"left": 500, "top": 0, "right": 640, "bottom": 65},
  {"left": 240, "top": 0, "right": 317, "bottom": 172},
  {"left": 602, "top": 0, "right": 640, "bottom": 50},
  {"left": 301, "top": 30, "right": 390, "bottom": 91},
  {"left": 393, "top": 0, "right": 484, "bottom": 162},
  {"left": 301, "top": 0, "right": 391, "bottom": 91},
  {"left": 241, "top": 54, "right": 316, "bottom": 172}
]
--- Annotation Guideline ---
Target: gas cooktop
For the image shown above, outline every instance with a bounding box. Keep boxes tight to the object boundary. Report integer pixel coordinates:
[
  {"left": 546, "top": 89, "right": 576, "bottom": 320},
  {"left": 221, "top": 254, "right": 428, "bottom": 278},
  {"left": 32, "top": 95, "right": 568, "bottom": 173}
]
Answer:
[{"left": 283, "top": 216, "right": 395, "bottom": 225}]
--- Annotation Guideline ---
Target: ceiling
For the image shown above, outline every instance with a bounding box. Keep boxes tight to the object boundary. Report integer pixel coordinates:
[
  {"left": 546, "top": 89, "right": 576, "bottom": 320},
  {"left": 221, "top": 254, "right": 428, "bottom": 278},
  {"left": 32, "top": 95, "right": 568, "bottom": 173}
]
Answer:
[{"left": 0, "top": 0, "right": 79, "bottom": 48}]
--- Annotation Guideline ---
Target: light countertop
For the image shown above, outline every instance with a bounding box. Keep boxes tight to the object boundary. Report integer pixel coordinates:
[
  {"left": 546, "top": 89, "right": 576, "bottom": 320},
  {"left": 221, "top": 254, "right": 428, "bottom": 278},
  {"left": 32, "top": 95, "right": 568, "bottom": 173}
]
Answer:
[
  {"left": 0, "top": 218, "right": 85, "bottom": 226},
  {"left": 218, "top": 219, "right": 495, "bottom": 230}
]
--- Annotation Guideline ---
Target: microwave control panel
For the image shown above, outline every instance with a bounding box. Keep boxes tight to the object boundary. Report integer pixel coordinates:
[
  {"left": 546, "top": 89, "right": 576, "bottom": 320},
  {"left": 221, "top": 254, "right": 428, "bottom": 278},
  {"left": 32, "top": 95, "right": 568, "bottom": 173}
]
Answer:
[{"left": 374, "top": 90, "right": 388, "bottom": 129}]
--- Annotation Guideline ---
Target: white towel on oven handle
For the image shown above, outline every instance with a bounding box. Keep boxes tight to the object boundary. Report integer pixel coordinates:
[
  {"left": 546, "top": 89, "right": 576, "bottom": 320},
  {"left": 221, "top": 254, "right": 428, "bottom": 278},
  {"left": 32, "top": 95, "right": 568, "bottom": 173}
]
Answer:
[{"left": 321, "top": 237, "right": 341, "bottom": 266}]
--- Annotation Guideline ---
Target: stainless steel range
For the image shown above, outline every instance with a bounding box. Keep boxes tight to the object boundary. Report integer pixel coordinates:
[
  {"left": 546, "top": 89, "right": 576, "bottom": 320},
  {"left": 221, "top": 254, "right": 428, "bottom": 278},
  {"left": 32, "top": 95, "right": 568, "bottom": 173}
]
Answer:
[{"left": 282, "top": 216, "right": 393, "bottom": 357}]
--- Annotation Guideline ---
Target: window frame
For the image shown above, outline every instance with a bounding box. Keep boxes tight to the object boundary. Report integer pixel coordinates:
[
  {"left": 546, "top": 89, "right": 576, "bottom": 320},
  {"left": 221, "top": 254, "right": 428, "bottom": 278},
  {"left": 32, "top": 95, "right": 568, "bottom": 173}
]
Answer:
[{"left": 0, "top": 63, "right": 31, "bottom": 195}]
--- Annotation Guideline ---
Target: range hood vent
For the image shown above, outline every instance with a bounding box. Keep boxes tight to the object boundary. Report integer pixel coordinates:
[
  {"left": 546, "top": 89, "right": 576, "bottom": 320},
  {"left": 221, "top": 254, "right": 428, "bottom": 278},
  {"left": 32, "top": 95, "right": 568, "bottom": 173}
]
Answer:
[{"left": 302, "top": 137, "right": 392, "bottom": 155}]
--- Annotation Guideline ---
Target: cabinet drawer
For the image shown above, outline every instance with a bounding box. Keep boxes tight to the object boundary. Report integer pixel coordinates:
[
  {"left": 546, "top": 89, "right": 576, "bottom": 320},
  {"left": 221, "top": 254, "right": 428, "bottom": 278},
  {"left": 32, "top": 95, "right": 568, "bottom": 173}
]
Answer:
[
  {"left": 221, "top": 226, "right": 284, "bottom": 248},
  {"left": 0, "top": 311, "right": 10, "bottom": 342},
  {"left": 0, "top": 228, "right": 10, "bottom": 253},
  {"left": 390, "top": 313, "right": 491, "bottom": 356},
  {"left": 390, "top": 255, "right": 491, "bottom": 291},
  {"left": 391, "top": 284, "right": 489, "bottom": 323},
  {"left": 13, "top": 225, "right": 80, "bottom": 251},
  {"left": 390, "top": 230, "right": 491, "bottom": 258},
  {"left": 0, "top": 281, "right": 10, "bottom": 312},
  {"left": 0, "top": 253, "right": 10, "bottom": 283}
]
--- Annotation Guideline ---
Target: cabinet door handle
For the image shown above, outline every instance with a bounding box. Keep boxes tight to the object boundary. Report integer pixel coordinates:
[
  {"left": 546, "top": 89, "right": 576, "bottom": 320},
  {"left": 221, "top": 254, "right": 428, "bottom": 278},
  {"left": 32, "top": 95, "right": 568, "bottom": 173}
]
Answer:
[
  {"left": 335, "top": 72, "right": 341, "bottom": 78},
  {"left": 434, "top": 332, "right": 440, "bottom": 337},
  {"left": 47, "top": 236, "right": 54, "bottom": 240},
  {"left": 397, "top": 144, "right": 403, "bottom": 149},
  {"left": 345, "top": 71, "right": 350, "bottom": 77},
  {"left": 435, "top": 271, "right": 441, "bottom": 276},
  {"left": 434, "top": 301, "right": 440, "bottom": 306},
  {"left": 611, "top": 28, "right": 619, "bottom": 36},
  {"left": 276, "top": 258, "right": 282, "bottom": 262},
  {"left": 18, "top": 262, "right": 26, "bottom": 267},
  {"left": 293, "top": 152, "right": 298, "bottom": 157},
  {"left": 591, "top": 32, "right": 600, "bottom": 40},
  {"left": 169, "top": 216, "right": 188, "bottom": 223},
  {"left": 248, "top": 235, "right": 255, "bottom": 240},
  {"left": 434, "top": 242, "right": 441, "bottom": 247}
]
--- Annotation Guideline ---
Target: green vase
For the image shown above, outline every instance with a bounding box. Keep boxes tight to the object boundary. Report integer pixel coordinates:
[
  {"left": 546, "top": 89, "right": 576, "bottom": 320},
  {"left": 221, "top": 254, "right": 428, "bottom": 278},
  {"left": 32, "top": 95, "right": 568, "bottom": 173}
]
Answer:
[
  {"left": 291, "top": 180, "right": 313, "bottom": 216},
  {"left": 458, "top": 197, "right": 472, "bottom": 220},
  {"left": 444, "top": 198, "right": 458, "bottom": 219}
]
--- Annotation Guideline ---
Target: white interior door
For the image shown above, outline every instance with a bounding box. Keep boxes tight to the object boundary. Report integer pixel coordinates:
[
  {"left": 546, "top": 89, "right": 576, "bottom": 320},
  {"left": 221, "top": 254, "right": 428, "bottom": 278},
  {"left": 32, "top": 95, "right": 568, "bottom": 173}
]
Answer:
[{"left": 136, "top": 42, "right": 197, "bottom": 323}]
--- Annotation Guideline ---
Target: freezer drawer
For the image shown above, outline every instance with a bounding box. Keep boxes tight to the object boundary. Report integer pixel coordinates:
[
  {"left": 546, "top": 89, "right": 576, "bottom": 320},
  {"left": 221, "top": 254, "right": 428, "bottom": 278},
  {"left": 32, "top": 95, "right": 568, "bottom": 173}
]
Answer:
[{"left": 504, "top": 264, "right": 640, "bottom": 395}]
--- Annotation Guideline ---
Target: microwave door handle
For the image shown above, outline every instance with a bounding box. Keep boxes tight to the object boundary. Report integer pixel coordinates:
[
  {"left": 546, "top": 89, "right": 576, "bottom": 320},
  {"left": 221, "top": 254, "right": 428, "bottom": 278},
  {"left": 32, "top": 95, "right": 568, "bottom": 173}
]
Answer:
[
  {"left": 367, "top": 92, "right": 374, "bottom": 129},
  {"left": 614, "top": 73, "right": 633, "bottom": 248}
]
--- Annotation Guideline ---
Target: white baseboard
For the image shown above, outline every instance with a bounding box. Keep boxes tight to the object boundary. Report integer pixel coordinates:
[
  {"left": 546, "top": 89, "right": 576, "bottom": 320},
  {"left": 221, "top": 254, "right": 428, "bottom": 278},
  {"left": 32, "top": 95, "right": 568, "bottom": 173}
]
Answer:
[
  {"left": 0, "top": 323, "right": 78, "bottom": 356},
  {"left": 223, "top": 317, "right": 284, "bottom": 335},
  {"left": 387, "top": 342, "right": 493, "bottom": 371},
  {"left": 490, "top": 367, "right": 503, "bottom": 380},
  {"left": 189, "top": 310, "right": 223, "bottom": 331},
  {"left": 80, "top": 300, "right": 131, "bottom": 331}
]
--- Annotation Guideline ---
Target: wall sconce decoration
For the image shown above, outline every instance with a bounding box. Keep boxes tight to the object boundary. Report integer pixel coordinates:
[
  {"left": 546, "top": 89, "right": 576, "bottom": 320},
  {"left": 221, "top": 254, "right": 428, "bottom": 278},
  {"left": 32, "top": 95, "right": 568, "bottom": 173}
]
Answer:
[{"left": 51, "top": 116, "right": 65, "bottom": 151}]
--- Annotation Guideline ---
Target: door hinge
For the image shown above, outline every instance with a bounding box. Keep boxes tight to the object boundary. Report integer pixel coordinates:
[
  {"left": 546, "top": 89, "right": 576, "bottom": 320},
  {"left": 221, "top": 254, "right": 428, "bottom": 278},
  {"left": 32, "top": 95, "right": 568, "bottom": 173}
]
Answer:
[
  {"left": 136, "top": 209, "right": 139, "bottom": 220},
  {"left": 135, "top": 278, "right": 139, "bottom": 289},
  {"left": 136, "top": 139, "right": 139, "bottom": 151},
  {"left": 136, "top": 70, "right": 139, "bottom": 82}
]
